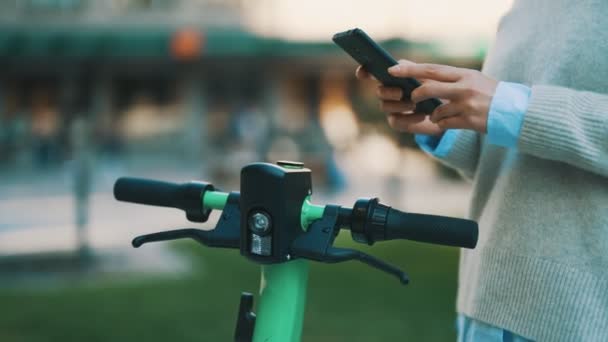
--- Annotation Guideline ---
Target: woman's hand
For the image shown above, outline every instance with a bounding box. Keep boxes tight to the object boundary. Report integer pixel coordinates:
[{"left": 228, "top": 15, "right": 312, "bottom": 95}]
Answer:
[
  {"left": 356, "top": 59, "right": 498, "bottom": 135},
  {"left": 356, "top": 66, "right": 444, "bottom": 136}
]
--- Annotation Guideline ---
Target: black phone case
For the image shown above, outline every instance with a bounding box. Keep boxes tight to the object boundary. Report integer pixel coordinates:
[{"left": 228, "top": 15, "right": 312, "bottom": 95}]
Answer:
[{"left": 333, "top": 28, "right": 442, "bottom": 114}]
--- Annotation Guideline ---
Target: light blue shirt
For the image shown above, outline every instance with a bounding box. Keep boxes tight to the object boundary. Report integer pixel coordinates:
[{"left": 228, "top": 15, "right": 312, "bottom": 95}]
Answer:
[
  {"left": 415, "top": 81, "right": 532, "bottom": 155},
  {"left": 457, "top": 314, "right": 532, "bottom": 342}
]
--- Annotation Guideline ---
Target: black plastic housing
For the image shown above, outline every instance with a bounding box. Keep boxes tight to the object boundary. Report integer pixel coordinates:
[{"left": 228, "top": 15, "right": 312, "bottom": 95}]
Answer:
[{"left": 239, "top": 163, "right": 312, "bottom": 264}]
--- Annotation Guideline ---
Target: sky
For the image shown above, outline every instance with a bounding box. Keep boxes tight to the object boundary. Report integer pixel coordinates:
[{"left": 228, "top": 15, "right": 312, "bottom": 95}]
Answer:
[{"left": 244, "top": 0, "right": 514, "bottom": 56}]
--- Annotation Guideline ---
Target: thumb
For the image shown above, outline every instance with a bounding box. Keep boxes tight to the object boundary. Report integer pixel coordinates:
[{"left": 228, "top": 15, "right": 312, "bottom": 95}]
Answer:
[{"left": 387, "top": 59, "right": 415, "bottom": 77}]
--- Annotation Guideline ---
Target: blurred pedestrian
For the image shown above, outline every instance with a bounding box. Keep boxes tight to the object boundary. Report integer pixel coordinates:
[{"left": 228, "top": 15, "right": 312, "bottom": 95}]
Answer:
[
  {"left": 31, "top": 91, "right": 59, "bottom": 167},
  {"left": 358, "top": 1, "right": 607, "bottom": 341},
  {"left": 232, "top": 103, "right": 271, "bottom": 160},
  {"left": 71, "top": 115, "right": 94, "bottom": 259}
]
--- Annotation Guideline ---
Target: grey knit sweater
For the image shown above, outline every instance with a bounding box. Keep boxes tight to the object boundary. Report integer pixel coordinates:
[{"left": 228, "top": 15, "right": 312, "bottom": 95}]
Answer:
[{"left": 430, "top": 1, "right": 608, "bottom": 341}]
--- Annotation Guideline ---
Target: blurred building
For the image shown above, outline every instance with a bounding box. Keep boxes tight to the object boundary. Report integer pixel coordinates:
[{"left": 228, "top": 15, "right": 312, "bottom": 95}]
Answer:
[{"left": 0, "top": 0, "right": 481, "bottom": 183}]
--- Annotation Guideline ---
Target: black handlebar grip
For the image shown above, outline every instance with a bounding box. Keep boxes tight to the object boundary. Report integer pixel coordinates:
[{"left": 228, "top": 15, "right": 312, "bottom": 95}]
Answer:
[
  {"left": 113, "top": 177, "right": 213, "bottom": 222},
  {"left": 114, "top": 177, "right": 179, "bottom": 208},
  {"left": 385, "top": 208, "right": 478, "bottom": 249}
]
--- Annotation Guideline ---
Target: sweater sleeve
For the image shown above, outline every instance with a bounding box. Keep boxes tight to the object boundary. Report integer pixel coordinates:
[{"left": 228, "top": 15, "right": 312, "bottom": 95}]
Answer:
[
  {"left": 518, "top": 85, "right": 608, "bottom": 177},
  {"left": 416, "top": 129, "right": 481, "bottom": 181}
]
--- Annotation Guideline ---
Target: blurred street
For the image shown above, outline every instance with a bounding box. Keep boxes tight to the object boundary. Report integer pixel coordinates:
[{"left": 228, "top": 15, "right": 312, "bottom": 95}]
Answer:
[
  {"left": 0, "top": 157, "right": 202, "bottom": 285},
  {"left": 0, "top": 159, "right": 197, "bottom": 255}
]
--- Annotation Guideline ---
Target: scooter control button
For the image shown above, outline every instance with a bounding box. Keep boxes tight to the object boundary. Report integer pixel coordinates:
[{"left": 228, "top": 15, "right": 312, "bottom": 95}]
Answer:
[{"left": 277, "top": 160, "right": 304, "bottom": 169}]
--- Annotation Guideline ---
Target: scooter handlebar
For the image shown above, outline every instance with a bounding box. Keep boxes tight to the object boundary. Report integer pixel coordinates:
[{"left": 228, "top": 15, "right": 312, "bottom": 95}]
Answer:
[
  {"left": 385, "top": 208, "right": 478, "bottom": 249},
  {"left": 113, "top": 177, "right": 213, "bottom": 222}
]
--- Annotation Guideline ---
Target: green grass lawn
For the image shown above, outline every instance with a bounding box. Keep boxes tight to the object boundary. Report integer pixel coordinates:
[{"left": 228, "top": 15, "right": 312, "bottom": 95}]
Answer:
[{"left": 0, "top": 234, "right": 461, "bottom": 341}]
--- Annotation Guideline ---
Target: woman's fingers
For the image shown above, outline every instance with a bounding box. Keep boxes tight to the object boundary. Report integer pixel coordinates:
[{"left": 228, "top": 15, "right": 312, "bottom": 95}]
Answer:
[
  {"left": 437, "top": 113, "right": 488, "bottom": 133},
  {"left": 380, "top": 100, "right": 414, "bottom": 113},
  {"left": 377, "top": 86, "right": 404, "bottom": 101},
  {"left": 387, "top": 113, "right": 444, "bottom": 135},
  {"left": 356, "top": 65, "right": 379, "bottom": 83},
  {"left": 388, "top": 60, "right": 465, "bottom": 82},
  {"left": 429, "top": 103, "right": 463, "bottom": 123},
  {"left": 386, "top": 113, "right": 426, "bottom": 130},
  {"left": 411, "top": 80, "right": 462, "bottom": 103},
  {"left": 436, "top": 115, "right": 470, "bottom": 130},
  {"left": 355, "top": 65, "right": 368, "bottom": 79}
]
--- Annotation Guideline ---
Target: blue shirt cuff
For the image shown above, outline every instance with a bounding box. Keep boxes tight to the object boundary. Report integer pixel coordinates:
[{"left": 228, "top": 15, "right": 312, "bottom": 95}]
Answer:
[
  {"left": 486, "top": 81, "right": 531, "bottom": 148},
  {"left": 415, "top": 129, "right": 461, "bottom": 158}
]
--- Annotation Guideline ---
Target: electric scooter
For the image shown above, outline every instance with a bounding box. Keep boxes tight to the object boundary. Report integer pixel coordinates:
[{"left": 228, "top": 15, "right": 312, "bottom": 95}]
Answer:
[{"left": 113, "top": 161, "right": 478, "bottom": 342}]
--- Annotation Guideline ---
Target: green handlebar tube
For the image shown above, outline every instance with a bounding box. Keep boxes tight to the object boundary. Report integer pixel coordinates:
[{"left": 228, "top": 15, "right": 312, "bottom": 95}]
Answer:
[
  {"left": 202, "top": 191, "right": 326, "bottom": 231},
  {"left": 202, "top": 191, "right": 229, "bottom": 210},
  {"left": 300, "top": 196, "right": 326, "bottom": 230}
]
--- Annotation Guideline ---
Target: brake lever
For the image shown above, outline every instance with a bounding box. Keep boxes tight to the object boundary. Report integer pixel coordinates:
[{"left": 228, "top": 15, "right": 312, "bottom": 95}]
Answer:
[
  {"left": 325, "top": 247, "right": 409, "bottom": 284},
  {"left": 291, "top": 205, "right": 409, "bottom": 285},
  {"left": 132, "top": 192, "right": 241, "bottom": 249},
  {"left": 132, "top": 227, "right": 239, "bottom": 248}
]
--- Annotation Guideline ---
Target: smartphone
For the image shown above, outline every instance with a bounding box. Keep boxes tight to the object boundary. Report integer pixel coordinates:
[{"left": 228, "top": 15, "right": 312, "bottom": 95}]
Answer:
[{"left": 333, "top": 28, "right": 442, "bottom": 114}]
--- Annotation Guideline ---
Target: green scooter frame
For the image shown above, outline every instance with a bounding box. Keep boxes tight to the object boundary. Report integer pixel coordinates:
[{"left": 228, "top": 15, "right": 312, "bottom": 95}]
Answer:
[
  {"left": 203, "top": 189, "right": 318, "bottom": 341},
  {"left": 114, "top": 161, "right": 478, "bottom": 341},
  {"left": 254, "top": 260, "right": 309, "bottom": 341}
]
